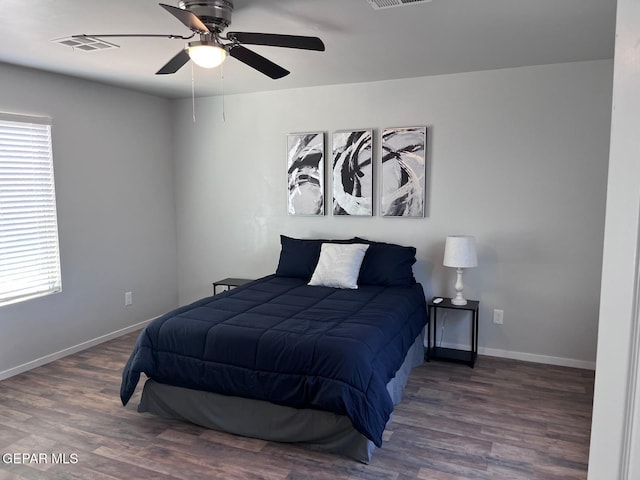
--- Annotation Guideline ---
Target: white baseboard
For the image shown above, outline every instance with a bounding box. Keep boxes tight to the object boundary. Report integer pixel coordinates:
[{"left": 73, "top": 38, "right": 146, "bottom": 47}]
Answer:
[
  {"left": 2, "top": 322, "right": 596, "bottom": 382},
  {"left": 480, "top": 346, "right": 596, "bottom": 370},
  {"left": 0, "top": 318, "right": 154, "bottom": 381},
  {"left": 438, "top": 341, "right": 596, "bottom": 370}
]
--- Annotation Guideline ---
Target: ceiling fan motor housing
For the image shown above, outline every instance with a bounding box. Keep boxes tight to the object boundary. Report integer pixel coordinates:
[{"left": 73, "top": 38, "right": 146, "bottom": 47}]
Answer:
[{"left": 178, "top": 0, "right": 234, "bottom": 31}]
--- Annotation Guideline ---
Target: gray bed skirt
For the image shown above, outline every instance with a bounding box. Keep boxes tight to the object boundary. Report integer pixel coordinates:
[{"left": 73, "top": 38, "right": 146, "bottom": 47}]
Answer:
[{"left": 138, "top": 332, "right": 425, "bottom": 463}]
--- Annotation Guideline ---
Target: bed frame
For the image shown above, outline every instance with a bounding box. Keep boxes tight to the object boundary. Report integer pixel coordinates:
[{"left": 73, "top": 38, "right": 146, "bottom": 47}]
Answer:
[{"left": 137, "top": 332, "right": 425, "bottom": 463}]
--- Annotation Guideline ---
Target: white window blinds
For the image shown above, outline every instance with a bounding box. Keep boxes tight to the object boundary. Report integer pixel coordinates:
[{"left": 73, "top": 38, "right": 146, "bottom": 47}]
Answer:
[{"left": 0, "top": 113, "right": 62, "bottom": 307}]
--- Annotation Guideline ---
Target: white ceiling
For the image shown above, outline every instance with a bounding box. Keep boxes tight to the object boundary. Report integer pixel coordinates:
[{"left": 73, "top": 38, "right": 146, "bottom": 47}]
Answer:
[{"left": 0, "top": 0, "right": 617, "bottom": 99}]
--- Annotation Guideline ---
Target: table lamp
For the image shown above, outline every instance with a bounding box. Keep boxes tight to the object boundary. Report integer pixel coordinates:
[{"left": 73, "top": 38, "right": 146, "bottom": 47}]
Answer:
[{"left": 443, "top": 235, "right": 478, "bottom": 305}]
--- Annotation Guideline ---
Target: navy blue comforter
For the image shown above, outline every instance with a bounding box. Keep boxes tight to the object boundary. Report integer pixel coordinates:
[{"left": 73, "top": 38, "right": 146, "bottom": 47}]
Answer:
[{"left": 120, "top": 274, "right": 427, "bottom": 446}]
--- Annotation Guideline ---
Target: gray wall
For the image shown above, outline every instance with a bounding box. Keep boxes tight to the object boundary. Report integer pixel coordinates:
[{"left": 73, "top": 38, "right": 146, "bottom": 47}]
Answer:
[
  {"left": 0, "top": 58, "right": 612, "bottom": 376},
  {"left": 0, "top": 63, "right": 178, "bottom": 377},
  {"left": 172, "top": 59, "right": 612, "bottom": 368}
]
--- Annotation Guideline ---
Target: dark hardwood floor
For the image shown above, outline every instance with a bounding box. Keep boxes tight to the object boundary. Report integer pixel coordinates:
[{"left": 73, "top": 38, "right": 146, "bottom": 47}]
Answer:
[{"left": 0, "top": 331, "right": 594, "bottom": 479}]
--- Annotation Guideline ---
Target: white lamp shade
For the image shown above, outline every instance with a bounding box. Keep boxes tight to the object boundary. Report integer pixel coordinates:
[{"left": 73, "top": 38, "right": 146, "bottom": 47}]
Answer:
[
  {"left": 188, "top": 43, "right": 227, "bottom": 68},
  {"left": 443, "top": 235, "right": 478, "bottom": 268}
]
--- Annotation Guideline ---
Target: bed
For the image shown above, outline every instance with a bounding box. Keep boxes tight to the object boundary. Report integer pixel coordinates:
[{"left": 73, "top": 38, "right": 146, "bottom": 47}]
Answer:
[{"left": 120, "top": 236, "right": 428, "bottom": 462}]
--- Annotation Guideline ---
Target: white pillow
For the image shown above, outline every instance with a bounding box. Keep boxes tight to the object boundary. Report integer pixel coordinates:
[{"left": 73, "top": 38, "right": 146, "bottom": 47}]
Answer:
[{"left": 308, "top": 243, "right": 370, "bottom": 289}]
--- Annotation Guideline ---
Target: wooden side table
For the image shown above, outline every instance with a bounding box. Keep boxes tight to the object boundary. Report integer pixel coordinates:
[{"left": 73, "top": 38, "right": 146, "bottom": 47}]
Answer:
[
  {"left": 427, "top": 297, "right": 479, "bottom": 367},
  {"left": 212, "top": 278, "right": 253, "bottom": 295}
]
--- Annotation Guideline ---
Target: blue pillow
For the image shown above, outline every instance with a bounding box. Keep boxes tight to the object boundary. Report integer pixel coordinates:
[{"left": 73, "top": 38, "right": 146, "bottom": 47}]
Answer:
[
  {"left": 275, "top": 235, "right": 355, "bottom": 280},
  {"left": 354, "top": 237, "right": 417, "bottom": 287}
]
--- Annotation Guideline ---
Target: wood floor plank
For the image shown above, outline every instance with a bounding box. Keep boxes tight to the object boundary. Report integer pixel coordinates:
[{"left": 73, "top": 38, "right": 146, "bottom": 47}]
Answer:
[{"left": 0, "top": 331, "right": 594, "bottom": 479}]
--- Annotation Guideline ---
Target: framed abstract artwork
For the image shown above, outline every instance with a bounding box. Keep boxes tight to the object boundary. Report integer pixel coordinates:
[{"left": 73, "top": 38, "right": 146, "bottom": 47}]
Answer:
[
  {"left": 380, "top": 126, "right": 427, "bottom": 217},
  {"left": 332, "top": 129, "right": 373, "bottom": 216},
  {"left": 286, "top": 132, "right": 325, "bottom": 216}
]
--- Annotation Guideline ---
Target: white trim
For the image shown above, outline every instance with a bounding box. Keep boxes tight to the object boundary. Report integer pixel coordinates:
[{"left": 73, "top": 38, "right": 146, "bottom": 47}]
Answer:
[
  {"left": 479, "top": 346, "right": 596, "bottom": 370},
  {"left": 2, "top": 319, "right": 596, "bottom": 383},
  {"left": 0, "top": 318, "right": 154, "bottom": 381},
  {"left": 439, "top": 341, "right": 596, "bottom": 370},
  {"left": 620, "top": 199, "right": 640, "bottom": 479},
  {"left": 623, "top": 281, "right": 640, "bottom": 479},
  {"left": 0, "top": 112, "right": 51, "bottom": 125}
]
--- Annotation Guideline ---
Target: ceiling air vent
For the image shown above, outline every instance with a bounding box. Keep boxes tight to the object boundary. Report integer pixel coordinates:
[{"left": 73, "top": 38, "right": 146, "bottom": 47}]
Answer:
[
  {"left": 367, "top": 0, "right": 432, "bottom": 10},
  {"left": 52, "top": 36, "right": 119, "bottom": 52}
]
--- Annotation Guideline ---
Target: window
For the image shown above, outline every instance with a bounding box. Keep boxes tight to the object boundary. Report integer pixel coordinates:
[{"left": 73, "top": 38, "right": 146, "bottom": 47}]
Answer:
[{"left": 0, "top": 113, "right": 62, "bottom": 307}]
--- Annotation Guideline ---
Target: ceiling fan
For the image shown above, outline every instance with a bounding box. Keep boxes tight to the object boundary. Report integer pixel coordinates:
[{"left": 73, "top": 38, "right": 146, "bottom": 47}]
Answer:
[{"left": 71, "top": 1, "right": 325, "bottom": 79}]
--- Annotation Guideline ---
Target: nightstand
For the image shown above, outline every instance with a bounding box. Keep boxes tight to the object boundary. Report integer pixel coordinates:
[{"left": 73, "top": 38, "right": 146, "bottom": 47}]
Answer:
[
  {"left": 427, "top": 297, "right": 479, "bottom": 367},
  {"left": 212, "top": 277, "right": 253, "bottom": 295}
]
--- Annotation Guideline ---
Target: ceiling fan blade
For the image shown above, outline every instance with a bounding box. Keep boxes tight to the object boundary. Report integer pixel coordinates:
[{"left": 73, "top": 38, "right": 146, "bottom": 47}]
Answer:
[
  {"left": 228, "top": 32, "right": 325, "bottom": 51},
  {"left": 229, "top": 45, "right": 289, "bottom": 79},
  {"left": 156, "top": 49, "right": 190, "bottom": 75},
  {"left": 159, "top": 3, "right": 209, "bottom": 33},
  {"left": 72, "top": 33, "right": 194, "bottom": 40}
]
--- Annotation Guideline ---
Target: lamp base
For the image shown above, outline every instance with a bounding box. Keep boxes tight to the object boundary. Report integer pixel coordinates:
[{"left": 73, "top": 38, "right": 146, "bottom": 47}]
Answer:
[
  {"left": 451, "top": 295, "right": 468, "bottom": 306},
  {"left": 451, "top": 268, "right": 468, "bottom": 306}
]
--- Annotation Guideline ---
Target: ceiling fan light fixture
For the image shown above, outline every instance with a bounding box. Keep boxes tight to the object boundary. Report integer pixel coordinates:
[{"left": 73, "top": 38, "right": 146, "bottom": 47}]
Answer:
[{"left": 188, "top": 41, "right": 227, "bottom": 68}]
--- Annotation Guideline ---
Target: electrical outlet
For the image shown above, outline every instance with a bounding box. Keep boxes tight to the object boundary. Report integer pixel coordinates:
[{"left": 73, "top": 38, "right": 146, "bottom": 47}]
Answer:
[
  {"left": 493, "top": 308, "right": 504, "bottom": 325},
  {"left": 125, "top": 291, "right": 133, "bottom": 306}
]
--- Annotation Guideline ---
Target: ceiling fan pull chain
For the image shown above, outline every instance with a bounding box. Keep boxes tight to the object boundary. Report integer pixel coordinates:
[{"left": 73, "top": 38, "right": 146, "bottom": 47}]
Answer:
[
  {"left": 192, "top": 61, "right": 197, "bottom": 123},
  {"left": 221, "top": 63, "right": 226, "bottom": 123}
]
